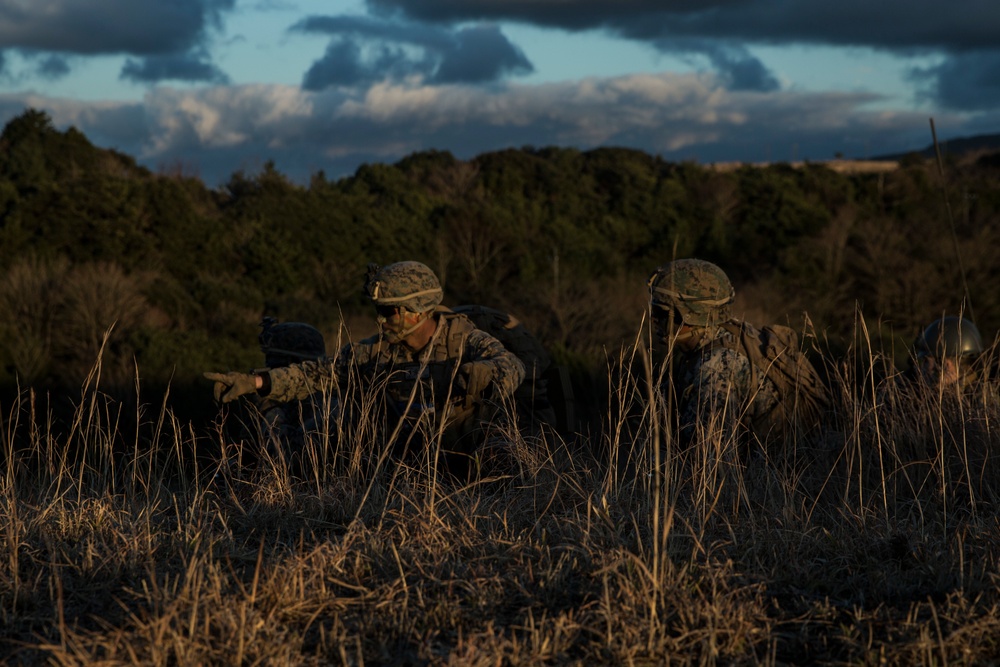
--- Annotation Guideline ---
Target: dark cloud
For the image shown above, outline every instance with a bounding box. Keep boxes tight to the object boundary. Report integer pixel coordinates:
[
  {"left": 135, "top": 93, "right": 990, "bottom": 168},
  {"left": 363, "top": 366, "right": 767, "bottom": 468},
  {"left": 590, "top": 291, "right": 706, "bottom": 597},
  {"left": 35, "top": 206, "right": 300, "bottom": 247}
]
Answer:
[
  {"left": 654, "top": 39, "right": 779, "bottom": 92},
  {"left": 0, "top": 0, "right": 235, "bottom": 55},
  {"left": 302, "top": 39, "right": 436, "bottom": 90},
  {"left": 433, "top": 25, "right": 532, "bottom": 84},
  {"left": 302, "top": 41, "right": 368, "bottom": 89},
  {"left": 292, "top": 15, "right": 532, "bottom": 90},
  {"left": 35, "top": 56, "right": 72, "bottom": 81},
  {"left": 911, "top": 51, "right": 1000, "bottom": 112},
  {"left": 364, "top": 0, "right": 727, "bottom": 32},
  {"left": 365, "top": 0, "right": 1000, "bottom": 52},
  {"left": 715, "top": 52, "right": 778, "bottom": 93},
  {"left": 362, "top": 1, "right": 1000, "bottom": 110},
  {"left": 120, "top": 53, "right": 230, "bottom": 84}
]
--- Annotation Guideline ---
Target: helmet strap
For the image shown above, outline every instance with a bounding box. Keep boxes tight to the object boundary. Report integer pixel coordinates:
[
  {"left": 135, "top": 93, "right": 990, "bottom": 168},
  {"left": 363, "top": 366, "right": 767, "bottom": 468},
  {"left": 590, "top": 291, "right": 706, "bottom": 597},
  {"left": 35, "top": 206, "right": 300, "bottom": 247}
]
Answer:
[{"left": 379, "top": 309, "right": 431, "bottom": 344}]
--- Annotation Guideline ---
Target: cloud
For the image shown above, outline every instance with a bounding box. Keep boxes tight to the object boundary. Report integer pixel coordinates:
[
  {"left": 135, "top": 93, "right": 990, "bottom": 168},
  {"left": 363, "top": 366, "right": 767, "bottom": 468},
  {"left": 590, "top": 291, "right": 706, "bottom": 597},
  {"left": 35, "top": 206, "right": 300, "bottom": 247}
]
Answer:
[
  {"left": 3, "top": 71, "right": 972, "bottom": 188},
  {"left": 35, "top": 55, "right": 72, "bottom": 81},
  {"left": 433, "top": 25, "right": 533, "bottom": 84},
  {"left": 0, "top": 0, "right": 235, "bottom": 55},
  {"left": 363, "top": 1, "right": 1000, "bottom": 111},
  {"left": 911, "top": 51, "right": 1000, "bottom": 112},
  {"left": 365, "top": 0, "right": 1000, "bottom": 52},
  {"left": 653, "top": 39, "right": 779, "bottom": 92},
  {"left": 292, "top": 14, "right": 532, "bottom": 90},
  {"left": 121, "top": 53, "right": 230, "bottom": 85}
]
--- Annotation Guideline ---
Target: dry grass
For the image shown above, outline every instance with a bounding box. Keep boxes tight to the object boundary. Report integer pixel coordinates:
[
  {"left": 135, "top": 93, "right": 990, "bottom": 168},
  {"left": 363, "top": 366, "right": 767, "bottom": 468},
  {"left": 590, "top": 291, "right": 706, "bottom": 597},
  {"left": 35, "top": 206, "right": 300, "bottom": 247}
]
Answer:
[{"left": 3, "top": 329, "right": 1000, "bottom": 666}]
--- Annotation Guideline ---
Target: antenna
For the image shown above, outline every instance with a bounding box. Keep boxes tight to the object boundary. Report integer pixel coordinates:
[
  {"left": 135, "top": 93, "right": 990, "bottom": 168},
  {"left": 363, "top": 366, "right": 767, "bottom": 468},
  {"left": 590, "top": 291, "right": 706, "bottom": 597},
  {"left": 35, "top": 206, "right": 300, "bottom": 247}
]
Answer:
[{"left": 929, "top": 117, "right": 975, "bottom": 324}]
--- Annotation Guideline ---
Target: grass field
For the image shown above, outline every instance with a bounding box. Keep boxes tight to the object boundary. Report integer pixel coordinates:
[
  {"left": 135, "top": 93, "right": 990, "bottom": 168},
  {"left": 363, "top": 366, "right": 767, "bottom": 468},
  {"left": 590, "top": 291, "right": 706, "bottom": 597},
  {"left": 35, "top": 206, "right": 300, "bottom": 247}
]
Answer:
[{"left": 3, "top": 338, "right": 1000, "bottom": 665}]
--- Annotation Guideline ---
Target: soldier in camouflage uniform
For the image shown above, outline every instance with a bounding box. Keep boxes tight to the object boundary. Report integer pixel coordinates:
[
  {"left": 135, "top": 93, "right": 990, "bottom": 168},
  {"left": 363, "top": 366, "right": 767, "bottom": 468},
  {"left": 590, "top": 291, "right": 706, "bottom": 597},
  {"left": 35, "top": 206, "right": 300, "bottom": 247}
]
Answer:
[
  {"left": 648, "top": 258, "right": 826, "bottom": 449},
  {"left": 206, "top": 261, "right": 525, "bottom": 477},
  {"left": 908, "top": 316, "right": 985, "bottom": 391}
]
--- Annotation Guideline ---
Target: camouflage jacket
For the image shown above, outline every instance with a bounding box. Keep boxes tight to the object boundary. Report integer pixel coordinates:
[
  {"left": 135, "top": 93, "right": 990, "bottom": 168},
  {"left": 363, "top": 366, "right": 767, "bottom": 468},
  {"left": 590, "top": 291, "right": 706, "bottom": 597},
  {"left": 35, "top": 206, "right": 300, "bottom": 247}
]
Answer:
[
  {"left": 263, "top": 308, "right": 525, "bottom": 428},
  {"left": 675, "top": 321, "right": 782, "bottom": 444}
]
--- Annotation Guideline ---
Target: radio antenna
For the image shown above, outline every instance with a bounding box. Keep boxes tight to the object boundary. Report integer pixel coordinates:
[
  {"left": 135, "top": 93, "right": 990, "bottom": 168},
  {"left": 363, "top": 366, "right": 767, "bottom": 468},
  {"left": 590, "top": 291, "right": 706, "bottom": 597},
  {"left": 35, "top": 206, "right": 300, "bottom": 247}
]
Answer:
[{"left": 929, "top": 117, "right": 975, "bottom": 324}]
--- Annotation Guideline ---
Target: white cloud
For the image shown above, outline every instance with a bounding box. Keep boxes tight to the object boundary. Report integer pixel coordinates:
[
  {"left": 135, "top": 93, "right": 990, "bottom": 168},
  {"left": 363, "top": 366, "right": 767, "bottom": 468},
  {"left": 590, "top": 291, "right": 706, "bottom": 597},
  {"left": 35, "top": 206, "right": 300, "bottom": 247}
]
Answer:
[{"left": 0, "top": 71, "right": 975, "bottom": 185}]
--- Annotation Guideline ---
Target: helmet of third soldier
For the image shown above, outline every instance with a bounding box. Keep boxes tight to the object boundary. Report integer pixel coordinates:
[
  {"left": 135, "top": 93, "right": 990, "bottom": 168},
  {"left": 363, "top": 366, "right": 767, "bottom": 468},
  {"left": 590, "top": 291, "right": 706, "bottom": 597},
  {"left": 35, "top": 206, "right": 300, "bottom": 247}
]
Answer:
[
  {"left": 647, "top": 259, "right": 735, "bottom": 327},
  {"left": 259, "top": 318, "right": 326, "bottom": 368},
  {"left": 364, "top": 261, "right": 443, "bottom": 314},
  {"left": 914, "top": 316, "right": 983, "bottom": 360}
]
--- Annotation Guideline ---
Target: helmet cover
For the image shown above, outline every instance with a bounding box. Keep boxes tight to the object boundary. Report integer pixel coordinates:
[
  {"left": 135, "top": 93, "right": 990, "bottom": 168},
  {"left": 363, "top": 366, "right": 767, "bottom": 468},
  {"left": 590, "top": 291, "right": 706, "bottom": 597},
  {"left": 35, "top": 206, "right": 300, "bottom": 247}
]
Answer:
[
  {"left": 364, "top": 261, "right": 443, "bottom": 314},
  {"left": 647, "top": 259, "right": 735, "bottom": 327}
]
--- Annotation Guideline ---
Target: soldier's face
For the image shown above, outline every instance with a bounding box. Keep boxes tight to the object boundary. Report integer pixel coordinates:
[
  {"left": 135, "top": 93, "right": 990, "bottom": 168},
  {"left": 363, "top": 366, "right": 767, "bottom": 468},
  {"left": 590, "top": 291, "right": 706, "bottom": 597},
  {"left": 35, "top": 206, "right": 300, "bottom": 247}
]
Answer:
[
  {"left": 376, "top": 305, "right": 421, "bottom": 342},
  {"left": 652, "top": 305, "right": 696, "bottom": 349},
  {"left": 918, "top": 355, "right": 961, "bottom": 388}
]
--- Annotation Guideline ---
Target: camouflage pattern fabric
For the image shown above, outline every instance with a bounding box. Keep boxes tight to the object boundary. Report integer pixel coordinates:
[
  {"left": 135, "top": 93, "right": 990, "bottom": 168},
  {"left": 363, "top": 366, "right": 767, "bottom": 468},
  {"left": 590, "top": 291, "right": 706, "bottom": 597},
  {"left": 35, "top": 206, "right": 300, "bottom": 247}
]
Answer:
[
  {"left": 674, "top": 323, "right": 782, "bottom": 445},
  {"left": 648, "top": 259, "right": 735, "bottom": 327},
  {"left": 364, "top": 261, "right": 443, "bottom": 313},
  {"left": 264, "top": 309, "right": 525, "bottom": 448}
]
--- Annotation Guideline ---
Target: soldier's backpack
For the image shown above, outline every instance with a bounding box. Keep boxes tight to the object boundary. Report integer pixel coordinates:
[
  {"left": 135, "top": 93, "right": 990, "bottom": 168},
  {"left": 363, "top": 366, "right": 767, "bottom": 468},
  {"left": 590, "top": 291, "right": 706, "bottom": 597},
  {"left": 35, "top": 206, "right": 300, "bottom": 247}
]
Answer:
[
  {"left": 451, "top": 304, "right": 576, "bottom": 435},
  {"left": 716, "top": 320, "right": 830, "bottom": 436}
]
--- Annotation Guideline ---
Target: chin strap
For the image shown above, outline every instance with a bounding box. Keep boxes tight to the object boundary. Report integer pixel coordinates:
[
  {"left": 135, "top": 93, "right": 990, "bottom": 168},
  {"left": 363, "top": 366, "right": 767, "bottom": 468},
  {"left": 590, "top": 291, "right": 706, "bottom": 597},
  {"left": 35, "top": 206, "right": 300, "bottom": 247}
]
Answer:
[{"left": 379, "top": 310, "right": 431, "bottom": 343}]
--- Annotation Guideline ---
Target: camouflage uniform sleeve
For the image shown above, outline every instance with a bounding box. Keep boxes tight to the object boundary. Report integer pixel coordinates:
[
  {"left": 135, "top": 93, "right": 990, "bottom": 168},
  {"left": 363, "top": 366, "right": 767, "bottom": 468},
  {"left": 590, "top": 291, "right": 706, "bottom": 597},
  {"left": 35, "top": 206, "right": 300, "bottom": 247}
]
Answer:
[
  {"left": 264, "top": 343, "right": 360, "bottom": 403},
  {"left": 464, "top": 328, "right": 526, "bottom": 399}
]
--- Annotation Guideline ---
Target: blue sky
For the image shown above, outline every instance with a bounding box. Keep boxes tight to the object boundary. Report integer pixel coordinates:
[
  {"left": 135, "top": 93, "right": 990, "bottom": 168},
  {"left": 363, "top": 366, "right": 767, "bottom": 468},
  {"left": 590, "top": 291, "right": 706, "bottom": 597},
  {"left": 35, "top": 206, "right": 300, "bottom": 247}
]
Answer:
[{"left": 1, "top": 0, "right": 997, "bottom": 186}]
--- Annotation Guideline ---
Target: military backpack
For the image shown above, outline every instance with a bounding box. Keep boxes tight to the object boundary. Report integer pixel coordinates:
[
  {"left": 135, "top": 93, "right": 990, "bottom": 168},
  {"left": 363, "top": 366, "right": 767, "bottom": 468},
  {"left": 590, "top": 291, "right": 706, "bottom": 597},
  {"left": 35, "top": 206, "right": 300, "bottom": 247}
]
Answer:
[{"left": 714, "top": 320, "right": 830, "bottom": 436}]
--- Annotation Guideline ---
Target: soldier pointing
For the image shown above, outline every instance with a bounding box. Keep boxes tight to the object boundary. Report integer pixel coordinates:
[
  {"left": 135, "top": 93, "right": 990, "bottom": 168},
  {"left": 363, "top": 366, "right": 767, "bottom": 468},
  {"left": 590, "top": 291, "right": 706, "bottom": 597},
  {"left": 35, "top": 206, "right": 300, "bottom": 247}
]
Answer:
[{"left": 205, "top": 261, "right": 525, "bottom": 476}]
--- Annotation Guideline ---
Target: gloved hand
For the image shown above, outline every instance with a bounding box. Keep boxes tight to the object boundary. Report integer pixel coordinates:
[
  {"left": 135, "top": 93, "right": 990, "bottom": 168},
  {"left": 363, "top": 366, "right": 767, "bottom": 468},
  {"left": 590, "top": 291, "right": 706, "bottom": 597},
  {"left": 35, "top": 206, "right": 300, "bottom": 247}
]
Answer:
[
  {"left": 456, "top": 362, "right": 494, "bottom": 406},
  {"left": 203, "top": 371, "right": 258, "bottom": 403}
]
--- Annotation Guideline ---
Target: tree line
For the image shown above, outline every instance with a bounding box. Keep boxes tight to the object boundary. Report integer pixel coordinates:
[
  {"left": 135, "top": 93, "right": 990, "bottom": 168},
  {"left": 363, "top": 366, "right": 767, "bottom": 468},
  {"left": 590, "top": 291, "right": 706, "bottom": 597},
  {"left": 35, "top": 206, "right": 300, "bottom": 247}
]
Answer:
[{"left": 2, "top": 108, "right": 999, "bottom": 421}]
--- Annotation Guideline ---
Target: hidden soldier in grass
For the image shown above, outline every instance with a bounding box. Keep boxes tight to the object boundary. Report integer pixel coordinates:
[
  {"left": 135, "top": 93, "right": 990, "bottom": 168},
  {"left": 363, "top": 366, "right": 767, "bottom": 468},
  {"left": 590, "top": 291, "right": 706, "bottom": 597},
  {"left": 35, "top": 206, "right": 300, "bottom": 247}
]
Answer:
[
  {"left": 206, "top": 261, "right": 525, "bottom": 478},
  {"left": 881, "top": 315, "right": 988, "bottom": 404},
  {"left": 647, "top": 259, "right": 829, "bottom": 451},
  {"left": 907, "top": 316, "right": 986, "bottom": 392}
]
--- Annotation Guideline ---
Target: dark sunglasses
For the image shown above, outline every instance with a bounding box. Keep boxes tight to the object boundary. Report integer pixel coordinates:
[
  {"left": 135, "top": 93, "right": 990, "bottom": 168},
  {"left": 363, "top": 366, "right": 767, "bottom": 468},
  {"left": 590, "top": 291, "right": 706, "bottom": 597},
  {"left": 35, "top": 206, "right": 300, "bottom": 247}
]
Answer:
[
  {"left": 375, "top": 304, "right": 400, "bottom": 318},
  {"left": 652, "top": 305, "right": 684, "bottom": 326}
]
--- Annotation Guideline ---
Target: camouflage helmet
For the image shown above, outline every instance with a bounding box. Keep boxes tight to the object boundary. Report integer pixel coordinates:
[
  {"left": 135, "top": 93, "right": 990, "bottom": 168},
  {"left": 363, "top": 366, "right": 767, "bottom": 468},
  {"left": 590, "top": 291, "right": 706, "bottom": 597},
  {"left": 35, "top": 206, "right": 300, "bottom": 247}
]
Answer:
[
  {"left": 364, "top": 261, "right": 443, "bottom": 314},
  {"left": 914, "top": 316, "right": 983, "bottom": 360},
  {"left": 647, "top": 259, "right": 735, "bottom": 327},
  {"left": 258, "top": 317, "right": 326, "bottom": 368}
]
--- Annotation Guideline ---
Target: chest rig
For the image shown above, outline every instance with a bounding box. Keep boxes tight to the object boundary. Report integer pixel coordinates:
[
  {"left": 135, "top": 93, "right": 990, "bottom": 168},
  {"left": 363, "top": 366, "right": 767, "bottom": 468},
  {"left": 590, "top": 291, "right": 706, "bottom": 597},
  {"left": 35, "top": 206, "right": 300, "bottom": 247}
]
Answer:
[{"left": 360, "top": 308, "right": 478, "bottom": 425}]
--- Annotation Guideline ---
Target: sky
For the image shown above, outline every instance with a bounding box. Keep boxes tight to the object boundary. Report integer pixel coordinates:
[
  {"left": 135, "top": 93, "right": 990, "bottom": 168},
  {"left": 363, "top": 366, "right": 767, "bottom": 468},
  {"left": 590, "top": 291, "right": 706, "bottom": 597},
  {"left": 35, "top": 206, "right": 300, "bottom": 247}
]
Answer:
[{"left": 1, "top": 0, "right": 998, "bottom": 187}]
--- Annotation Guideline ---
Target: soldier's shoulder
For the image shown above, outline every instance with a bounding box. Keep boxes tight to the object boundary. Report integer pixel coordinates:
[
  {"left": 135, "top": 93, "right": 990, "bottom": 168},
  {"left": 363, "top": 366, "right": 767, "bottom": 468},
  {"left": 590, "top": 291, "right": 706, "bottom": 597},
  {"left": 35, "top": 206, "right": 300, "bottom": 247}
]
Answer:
[{"left": 438, "top": 310, "right": 481, "bottom": 337}]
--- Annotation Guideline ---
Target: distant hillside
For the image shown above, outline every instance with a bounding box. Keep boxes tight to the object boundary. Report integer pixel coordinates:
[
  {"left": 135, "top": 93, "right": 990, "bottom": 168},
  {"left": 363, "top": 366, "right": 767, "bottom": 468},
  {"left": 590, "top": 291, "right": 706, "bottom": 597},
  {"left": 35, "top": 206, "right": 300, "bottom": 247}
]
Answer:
[
  {"left": 873, "top": 132, "right": 1000, "bottom": 161},
  {"left": 4, "top": 107, "right": 1000, "bottom": 413}
]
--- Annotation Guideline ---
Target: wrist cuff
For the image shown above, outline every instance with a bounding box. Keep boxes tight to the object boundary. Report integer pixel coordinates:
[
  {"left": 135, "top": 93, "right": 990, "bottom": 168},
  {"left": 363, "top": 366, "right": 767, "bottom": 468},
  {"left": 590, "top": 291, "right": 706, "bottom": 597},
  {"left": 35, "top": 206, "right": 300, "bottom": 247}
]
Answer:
[{"left": 256, "top": 372, "right": 272, "bottom": 397}]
